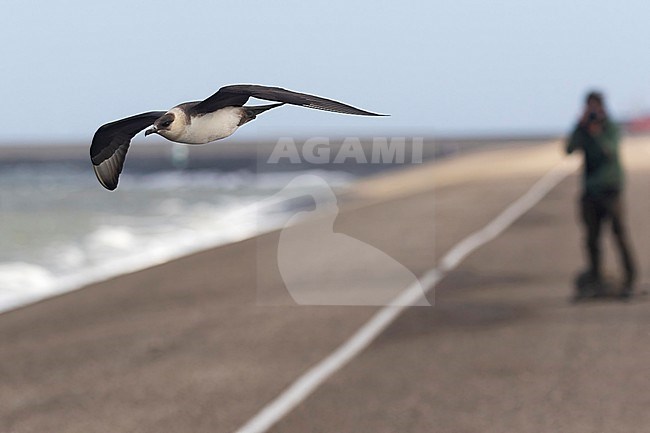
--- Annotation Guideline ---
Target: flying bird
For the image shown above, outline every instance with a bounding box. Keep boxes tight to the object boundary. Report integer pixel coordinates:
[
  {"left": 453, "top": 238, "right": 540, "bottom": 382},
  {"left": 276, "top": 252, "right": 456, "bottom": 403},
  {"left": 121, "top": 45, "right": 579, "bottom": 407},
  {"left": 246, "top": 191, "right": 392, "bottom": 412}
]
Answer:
[{"left": 90, "top": 84, "right": 386, "bottom": 190}]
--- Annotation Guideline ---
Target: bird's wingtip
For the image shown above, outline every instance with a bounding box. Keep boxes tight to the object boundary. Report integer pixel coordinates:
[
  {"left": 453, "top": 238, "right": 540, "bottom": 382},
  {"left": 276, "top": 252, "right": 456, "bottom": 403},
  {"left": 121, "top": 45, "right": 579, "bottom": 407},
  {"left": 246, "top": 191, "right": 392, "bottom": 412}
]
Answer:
[{"left": 92, "top": 164, "right": 118, "bottom": 191}]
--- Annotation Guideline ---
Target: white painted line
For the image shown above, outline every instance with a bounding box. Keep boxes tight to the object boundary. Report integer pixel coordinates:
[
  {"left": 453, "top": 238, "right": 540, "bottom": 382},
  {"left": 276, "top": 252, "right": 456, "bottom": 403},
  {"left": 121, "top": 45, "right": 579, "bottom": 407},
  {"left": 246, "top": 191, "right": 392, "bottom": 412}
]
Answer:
[{"left": 233, "top": 157, "right": 578, "bottom": 433}]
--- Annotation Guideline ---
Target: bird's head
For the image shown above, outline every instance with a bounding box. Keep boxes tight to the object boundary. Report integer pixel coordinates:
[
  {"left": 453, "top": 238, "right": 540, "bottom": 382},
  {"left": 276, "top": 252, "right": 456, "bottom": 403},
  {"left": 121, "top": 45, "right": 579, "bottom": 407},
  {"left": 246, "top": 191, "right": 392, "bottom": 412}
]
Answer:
[{"left": 145, "top": 109, "right": 185, "bottom": 140}]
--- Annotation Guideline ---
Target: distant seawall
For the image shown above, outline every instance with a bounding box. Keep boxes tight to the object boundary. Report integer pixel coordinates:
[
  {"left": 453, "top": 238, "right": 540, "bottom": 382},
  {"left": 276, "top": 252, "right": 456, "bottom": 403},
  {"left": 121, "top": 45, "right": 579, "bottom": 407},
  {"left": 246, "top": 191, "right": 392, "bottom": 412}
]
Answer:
[{"left": 0, "top": 135, "right": 558, "bottom": 177}]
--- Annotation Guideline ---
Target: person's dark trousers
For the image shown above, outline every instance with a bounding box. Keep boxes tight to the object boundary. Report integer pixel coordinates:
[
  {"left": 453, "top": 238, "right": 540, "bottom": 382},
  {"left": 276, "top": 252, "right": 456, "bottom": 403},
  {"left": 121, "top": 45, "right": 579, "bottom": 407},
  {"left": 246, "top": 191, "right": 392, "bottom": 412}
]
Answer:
[{"left": 580, "top": 191, "right": 636, "bottom": 287}]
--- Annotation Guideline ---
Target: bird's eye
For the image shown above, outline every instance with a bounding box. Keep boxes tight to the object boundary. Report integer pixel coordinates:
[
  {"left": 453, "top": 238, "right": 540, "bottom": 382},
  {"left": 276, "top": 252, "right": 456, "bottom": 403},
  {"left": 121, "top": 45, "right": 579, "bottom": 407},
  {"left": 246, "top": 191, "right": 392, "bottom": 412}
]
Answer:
[{"left": 162, "top": 120, "right": 172, "bottom": 127}]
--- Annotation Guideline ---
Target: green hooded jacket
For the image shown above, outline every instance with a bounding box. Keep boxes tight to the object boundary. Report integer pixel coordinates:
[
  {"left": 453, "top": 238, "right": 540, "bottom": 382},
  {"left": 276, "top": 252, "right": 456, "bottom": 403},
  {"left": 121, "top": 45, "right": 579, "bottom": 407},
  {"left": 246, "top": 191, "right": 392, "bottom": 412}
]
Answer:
[{"left": 566, "top": 119, "right": 623, "bottom": 197}]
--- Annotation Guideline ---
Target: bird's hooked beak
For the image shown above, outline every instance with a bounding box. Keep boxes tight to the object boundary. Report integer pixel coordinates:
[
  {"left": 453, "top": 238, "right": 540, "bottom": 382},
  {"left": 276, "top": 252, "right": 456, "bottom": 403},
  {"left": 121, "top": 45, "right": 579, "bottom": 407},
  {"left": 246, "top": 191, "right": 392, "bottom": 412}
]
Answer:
[{"left": 144, "top": 126, "right": 158, "bottom": 136}]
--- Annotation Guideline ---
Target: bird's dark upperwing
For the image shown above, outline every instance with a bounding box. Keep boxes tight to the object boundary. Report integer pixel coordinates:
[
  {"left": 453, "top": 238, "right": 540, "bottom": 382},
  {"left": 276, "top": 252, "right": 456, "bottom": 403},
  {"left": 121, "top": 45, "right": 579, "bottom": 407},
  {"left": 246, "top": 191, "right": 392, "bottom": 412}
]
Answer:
[
  {"left": 90, "top": 111, "right": 165, "bottom": 190},
  {"left": 191, "top": 84, "right": 386, "bottom": 116}
]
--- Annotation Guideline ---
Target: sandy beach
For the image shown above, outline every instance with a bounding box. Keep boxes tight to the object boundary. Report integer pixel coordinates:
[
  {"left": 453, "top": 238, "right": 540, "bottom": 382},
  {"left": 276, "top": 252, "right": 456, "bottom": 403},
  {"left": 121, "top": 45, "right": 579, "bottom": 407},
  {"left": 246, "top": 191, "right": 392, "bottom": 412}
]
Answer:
[{"left": 2, "top": 137, "right": 649, "bottom": 433}]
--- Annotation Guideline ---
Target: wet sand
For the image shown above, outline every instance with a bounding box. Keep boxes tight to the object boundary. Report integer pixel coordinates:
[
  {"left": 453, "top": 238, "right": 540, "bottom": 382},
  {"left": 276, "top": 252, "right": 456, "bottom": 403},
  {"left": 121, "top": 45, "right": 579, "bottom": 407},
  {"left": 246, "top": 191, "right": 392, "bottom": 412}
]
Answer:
[{"left": 1, "top": 137, "right": 649, "bottom": 433}]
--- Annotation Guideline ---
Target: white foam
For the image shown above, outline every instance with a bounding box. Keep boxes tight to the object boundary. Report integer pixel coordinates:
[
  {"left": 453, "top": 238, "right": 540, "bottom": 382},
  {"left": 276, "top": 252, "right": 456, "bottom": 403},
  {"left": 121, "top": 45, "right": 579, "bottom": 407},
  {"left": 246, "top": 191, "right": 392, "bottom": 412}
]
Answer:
[
  {"left": 0, "top": 262, "right": 56, "bottom": 294},
  {"left": 86, "top": 225, "right": 138, "bottom": 251},
  {"left": 0, "top": 169, "right": 353, "bottom": 314}
]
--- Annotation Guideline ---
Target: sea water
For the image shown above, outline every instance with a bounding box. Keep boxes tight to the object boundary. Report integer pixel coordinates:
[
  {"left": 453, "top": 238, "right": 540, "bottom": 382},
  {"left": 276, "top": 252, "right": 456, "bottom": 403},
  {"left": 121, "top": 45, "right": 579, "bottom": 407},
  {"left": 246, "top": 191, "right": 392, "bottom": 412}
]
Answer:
[{"left": 0, "top": 162, "right": 354, "bottom": 313}]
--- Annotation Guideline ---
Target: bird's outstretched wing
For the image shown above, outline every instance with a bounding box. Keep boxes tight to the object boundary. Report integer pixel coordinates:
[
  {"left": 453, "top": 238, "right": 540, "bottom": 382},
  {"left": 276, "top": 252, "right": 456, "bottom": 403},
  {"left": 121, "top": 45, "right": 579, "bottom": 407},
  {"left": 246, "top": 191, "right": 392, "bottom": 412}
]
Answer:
[
  {"left": 191, "top": 84, "right": 386, "bottom": 116},
  {"left": 90, "top": 111, "right": 165, "bottom": 190}
]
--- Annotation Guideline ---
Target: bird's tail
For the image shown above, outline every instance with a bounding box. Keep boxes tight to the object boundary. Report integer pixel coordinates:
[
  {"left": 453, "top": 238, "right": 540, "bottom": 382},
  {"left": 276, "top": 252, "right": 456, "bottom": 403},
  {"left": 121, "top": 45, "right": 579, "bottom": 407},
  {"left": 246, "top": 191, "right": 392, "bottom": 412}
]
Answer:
[{"left": 240, "top": 103, "right": 285, "bottom": 125}]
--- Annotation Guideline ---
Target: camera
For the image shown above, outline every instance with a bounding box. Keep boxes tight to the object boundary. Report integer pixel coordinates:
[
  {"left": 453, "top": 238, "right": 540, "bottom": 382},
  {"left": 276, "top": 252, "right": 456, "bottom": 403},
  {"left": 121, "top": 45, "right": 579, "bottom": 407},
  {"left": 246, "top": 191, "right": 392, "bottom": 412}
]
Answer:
[{"left": 586, "top": 111, "right": 604, "bottom": 124}]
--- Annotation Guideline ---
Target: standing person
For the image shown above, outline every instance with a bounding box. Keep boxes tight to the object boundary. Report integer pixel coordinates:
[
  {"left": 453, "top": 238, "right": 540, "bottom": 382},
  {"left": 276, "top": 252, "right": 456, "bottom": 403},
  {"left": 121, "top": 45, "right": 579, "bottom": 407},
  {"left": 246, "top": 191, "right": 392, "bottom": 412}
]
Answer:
[{"left": 566, "top": 91, "right": 636, "bottom": 299}]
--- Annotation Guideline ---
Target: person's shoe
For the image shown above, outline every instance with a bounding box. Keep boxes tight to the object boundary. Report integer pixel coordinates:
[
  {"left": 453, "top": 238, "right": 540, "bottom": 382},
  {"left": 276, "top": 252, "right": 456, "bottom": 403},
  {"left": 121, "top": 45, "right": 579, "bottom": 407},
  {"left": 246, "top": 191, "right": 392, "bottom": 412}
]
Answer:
[
  {"left": 618, "top": 281, "right": 634, "bottom": 300},
  {"left": 576, "top": 270, "right": 602, "bottom": 286},
  {"left": 619, "top": 286, "right": 633, "bottom": 300},
  {"left": 573, "top": 270, "right": 605, "bottom": 301},
  {"left": 619, "top": 276, "right": 635, "bottom": 300}
]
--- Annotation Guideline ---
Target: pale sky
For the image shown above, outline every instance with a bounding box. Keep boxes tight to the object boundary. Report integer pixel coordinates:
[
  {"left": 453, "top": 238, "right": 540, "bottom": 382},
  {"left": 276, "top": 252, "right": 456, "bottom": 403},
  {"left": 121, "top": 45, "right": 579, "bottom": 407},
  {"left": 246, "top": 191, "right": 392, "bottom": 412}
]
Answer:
[{"left": 0, "top": 0, "right": 649, "bottom": 143}]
